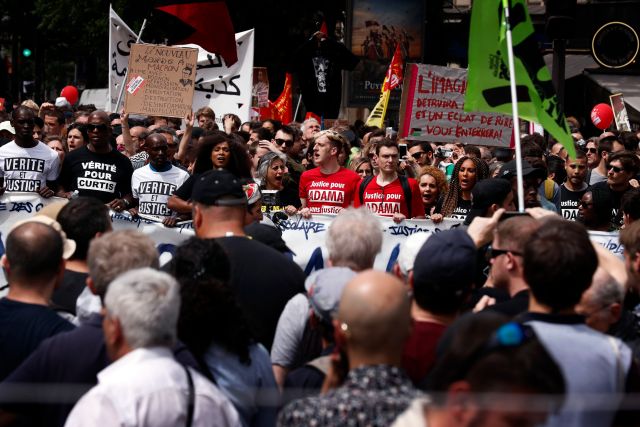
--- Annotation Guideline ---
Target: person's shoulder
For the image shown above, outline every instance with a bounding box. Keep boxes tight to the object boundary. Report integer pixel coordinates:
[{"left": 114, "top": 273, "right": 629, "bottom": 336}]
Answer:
[
  {"left": 279, "top": 393, "right": 329, "bottom": 423},
  {"left": 132, "top": 164, "right": 152, "bottom": 177},
  {"left": 301, "top": 167, "right": 319, "bottom": 179},
  {"left": 339, "top": 167, "right": 360, "bottom": 179},
  {"left": 0, "top": 140, "right": 17, "bottom": 153},
  {"left": 591, "top": 180, "right": 609, "bottom": 190}
]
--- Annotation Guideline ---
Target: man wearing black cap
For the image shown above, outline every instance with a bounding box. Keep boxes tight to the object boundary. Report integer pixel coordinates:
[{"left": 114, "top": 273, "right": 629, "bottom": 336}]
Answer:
[
  {"left": 499, "top": 159, "right": 554, "bottom": 211},
  {"left": 404, "top": 229, "right": 477, "bottom": 386},
  {"left": 191, "top": 169, "right": 305, "bottom": 349},
  {"left": 463, "top": 179, "right": 514, "bottom": 226}
]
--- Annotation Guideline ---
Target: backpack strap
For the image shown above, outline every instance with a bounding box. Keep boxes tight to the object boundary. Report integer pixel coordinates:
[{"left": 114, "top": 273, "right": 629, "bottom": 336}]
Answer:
[
  {"left": 398, "top": 175, "right": 412, "bottom": 218},
  {"left": 358, "top": 175, "right": 375, "bottom": 205}
]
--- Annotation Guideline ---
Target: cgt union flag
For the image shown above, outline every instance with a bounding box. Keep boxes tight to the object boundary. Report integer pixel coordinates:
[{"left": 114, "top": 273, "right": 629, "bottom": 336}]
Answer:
[{"left": 365, "top": 44, "right": 404, "bottom": 128}]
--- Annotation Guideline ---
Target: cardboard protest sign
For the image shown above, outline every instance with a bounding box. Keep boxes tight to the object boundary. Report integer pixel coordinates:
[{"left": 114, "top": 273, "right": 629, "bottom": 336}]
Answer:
[
  {"left": 399, "top": 63, "right": 514, "bottom": 147},
  {"left": 124, "top": 44, "right": 198, "bottom": 118}
]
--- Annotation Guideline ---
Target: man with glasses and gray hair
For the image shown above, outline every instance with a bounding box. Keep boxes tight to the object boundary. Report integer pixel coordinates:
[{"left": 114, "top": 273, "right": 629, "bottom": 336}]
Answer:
[{"left": 65, "top": 268, "right": 240, "bottom": 427}]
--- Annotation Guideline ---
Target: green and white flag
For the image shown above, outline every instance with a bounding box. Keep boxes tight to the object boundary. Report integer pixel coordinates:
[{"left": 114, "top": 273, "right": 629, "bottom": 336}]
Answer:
[{"left": 465, "top": 0, "right": 575, "bottom": 158}]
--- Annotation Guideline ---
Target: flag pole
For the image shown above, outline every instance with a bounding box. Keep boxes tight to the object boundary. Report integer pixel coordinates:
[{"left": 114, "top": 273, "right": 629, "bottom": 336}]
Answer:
[
  {"left": 115, "top": 18, "right": 147, "bottom": 113},
  {"left": 501, "top": 0, "right": 525, "bottom": 212}
]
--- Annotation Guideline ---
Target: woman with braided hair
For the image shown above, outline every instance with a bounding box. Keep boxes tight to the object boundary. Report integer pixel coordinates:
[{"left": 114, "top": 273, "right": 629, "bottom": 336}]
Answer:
[{"left": 432, "top": 155, "right": 489, "bottom": 222}]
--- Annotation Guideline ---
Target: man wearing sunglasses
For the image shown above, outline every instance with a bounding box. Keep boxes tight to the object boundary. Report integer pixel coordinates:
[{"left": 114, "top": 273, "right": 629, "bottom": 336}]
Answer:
[
  {"left": 590, "top": 151, "right": 640, "bottom": 229},
  {"left": 0, "top": 107, "right": 60, "bottom": 198},
  {"left": 57, "top": 111, "right": 134, "bottom": 212}
]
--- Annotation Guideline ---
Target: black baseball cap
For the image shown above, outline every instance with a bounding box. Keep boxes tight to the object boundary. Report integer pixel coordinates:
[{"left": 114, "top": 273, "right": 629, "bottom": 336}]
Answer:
[
  {"left": 464, "top": 179, "right": 513, "bottom": 225},
  {"left": 192, "top": 169, "right": 247, "bottom": 206},
  {"left": 499, "top": 159, "right": 546, "bottom": 181}
]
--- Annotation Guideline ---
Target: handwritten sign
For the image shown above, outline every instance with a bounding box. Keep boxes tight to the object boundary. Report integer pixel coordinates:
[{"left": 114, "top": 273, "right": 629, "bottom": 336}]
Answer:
[
  {"left": 124, "top": 44, "right": 198, "bottom": 118},
  {"left": 399, "top": 64, "right": 514, "bottom": 147}
]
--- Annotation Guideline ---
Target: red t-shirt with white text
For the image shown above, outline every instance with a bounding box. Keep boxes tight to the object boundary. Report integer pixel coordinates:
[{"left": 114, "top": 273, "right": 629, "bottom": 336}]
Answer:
[
  {"left": 354, "top": 176, "right": 423, "bottom": 218},
  {"left": 299, "top": 167, "right": 361, "bottom": 214}
]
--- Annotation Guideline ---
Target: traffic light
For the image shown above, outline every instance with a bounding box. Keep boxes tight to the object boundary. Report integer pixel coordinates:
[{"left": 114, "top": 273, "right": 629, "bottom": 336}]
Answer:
[{"left": 22, "top": 48, "right": 32, "bottom": 58}]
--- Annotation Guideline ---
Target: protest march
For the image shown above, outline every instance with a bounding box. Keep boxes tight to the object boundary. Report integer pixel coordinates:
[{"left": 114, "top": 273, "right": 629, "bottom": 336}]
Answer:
[{"left": 1, "top": 1, "right": 640, "bottom": 426}]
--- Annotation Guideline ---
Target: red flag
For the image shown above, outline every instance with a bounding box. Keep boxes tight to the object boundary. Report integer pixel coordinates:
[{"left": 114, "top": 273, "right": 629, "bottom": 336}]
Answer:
[
  {"left": 267, "top": 73, "right": 293, "bottom": 123},
  {"left": 383, "top": 44, "right": 404, "bottom": 91},
  {"left": 305, "top": 112, "right": 321, "bottom": 123},
  {"left": 319, "top": 21, "right": 328, "bottom": 37},
  {"left": 156, "top": 1, "right": 238, "bottom": 65}
]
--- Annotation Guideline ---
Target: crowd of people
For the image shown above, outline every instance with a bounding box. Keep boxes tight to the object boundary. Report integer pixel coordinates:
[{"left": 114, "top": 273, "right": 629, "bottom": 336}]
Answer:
[{"left": 0, "top": 98, "right": 640, "bottom": 426}]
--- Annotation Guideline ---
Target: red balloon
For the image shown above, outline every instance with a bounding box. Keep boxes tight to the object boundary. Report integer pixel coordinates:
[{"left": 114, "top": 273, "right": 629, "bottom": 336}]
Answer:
[
  {"left": 590, "top": 103, "right": 613, "bottom": 130},
  {"left": 60, "top": 85, "right": 79, "bottom": 105}
]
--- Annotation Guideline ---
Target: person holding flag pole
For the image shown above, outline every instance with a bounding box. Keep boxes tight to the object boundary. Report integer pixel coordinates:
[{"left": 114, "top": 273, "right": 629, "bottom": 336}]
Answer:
[
  {"left": 465, "top": 0, "right": 576, "bottom": 212},
  {"left": 364, "top": 44, "right": 404, "bottom": 128}
]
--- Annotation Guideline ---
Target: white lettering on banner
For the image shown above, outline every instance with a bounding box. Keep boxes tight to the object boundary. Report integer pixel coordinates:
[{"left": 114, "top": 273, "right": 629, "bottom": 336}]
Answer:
[
  {"left": 308, "top": 189, "right": 345, "bottom": 204},
  {"left": 0, "top": 195, "right": 624, "bottom": 292},
  {"left": 77, "top": 178, "right": 116, "bottom": 192},
  {"left": 399, "top": 64, "right": 513, "bottom": 147}
]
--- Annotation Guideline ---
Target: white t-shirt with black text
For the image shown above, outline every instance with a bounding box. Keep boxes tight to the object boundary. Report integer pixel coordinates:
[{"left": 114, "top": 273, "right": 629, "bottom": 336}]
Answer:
[
  {"left": 0, "top": 141, "right": 60, "bottom": 192},
  {"left": 131, "top": 164, "right": 189, "bottom": 220}
]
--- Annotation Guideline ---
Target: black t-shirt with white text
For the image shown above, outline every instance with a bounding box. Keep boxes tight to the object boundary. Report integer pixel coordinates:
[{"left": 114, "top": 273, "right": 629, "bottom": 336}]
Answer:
[
  {"left": 58, "top": 146, "right": 134, "bottom": 203},
  {"left": 560, "top": 183, "right": 588, "bottom": 222},
  {"left": 434, "top": 196, "right": 472, "bottom": 220},
  {"left": 591, "top": 181, "right": 626, "bottom": 228}
]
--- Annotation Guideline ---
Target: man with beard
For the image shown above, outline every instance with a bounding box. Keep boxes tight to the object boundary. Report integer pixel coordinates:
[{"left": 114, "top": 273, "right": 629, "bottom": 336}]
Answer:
[
  {"left": 57, "top": 111, "right": 134, "bottom": 211},
  {"left": 559, "top": 150, "right": 589, "bottom": 221},
  {"left": 0, "top": 107, "right": 59, "bottom": 197},
  {"left": 130, "top": 134, "right": 189, "bottom": 227}
]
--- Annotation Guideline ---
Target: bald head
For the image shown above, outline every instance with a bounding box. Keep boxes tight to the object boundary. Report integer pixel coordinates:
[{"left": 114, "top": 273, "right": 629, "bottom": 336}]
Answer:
[
  {"left": 89, "top": 110, "right": 109, "bottom": 124},
  {"left": 5, "top": 222, "right": 63, "bottom": 283},
  {"left": 337, "top": 270, "right": 411, "bottom": 356}
]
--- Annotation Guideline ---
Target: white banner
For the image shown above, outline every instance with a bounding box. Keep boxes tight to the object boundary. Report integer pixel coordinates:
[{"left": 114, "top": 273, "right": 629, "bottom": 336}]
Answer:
[
  {"left": 108, "top": 5, "right": 139, "bottom": 113},
  {"left": 178, "top": 29, "right": 254, "bottom": 123},
  {"left": 0, "top": 194, "right": 624, "bottom": 292},
  {"left": 399, "top": 63, "right": 514, "bottom": 147}
]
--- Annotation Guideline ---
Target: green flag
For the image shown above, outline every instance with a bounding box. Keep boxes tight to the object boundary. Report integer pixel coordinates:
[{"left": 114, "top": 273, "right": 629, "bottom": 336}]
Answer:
[{"left": 465, "top": 0, "right": 575, "bottom": 158}]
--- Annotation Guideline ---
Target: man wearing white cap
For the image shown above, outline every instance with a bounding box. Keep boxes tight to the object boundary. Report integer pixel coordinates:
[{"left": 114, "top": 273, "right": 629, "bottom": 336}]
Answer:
[{"left": 0, "top": 216, "right": 76, "bottom": 380}]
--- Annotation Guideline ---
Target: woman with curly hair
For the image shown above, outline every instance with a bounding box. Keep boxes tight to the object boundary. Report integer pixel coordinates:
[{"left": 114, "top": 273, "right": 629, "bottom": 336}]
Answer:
[
  {"left": 418, "top": 166, "right": 448, "bottom": 217},
  {"left": 168, "top": 131, "right": 253, "bottom": 214},
  {"left": 433, "top": 155, "right": 488, "bottom": 221},
  {"left": 173, "top": 237, "right": 278, "bottom": 427}
]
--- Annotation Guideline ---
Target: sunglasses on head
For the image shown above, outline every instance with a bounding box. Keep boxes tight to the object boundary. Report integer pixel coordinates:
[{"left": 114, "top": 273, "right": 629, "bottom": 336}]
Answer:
[{"left": 86, "top": 124, "right": 109, "bottom": 132}]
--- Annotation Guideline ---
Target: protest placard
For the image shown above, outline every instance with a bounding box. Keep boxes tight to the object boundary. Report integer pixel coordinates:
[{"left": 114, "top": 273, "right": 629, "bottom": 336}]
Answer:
[
  {"left": 124, "top": 44, "right": 198, "bottom": 118},
  {"left": 610, "top": 93, "right": 632, "bottom": 132},
  {"left": 399, "top": 63, "right": 514, "bottom": 147}
]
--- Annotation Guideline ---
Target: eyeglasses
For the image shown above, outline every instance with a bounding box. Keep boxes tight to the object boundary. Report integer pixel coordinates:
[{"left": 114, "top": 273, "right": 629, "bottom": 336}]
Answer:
[
  {"left": 587, "top": 148, "right": 598, "bottom": 154},
  {"left": 411, "top": 151, "right": 425, "bottom": 159},
  {"left": 486, "top": 246, "right": 522, "bottom": 261},
  {"left": 607, "top": 164, "right": 624, "bottom": 173},
  {"left": 274, "top": 138, "right": 293, "bottom": 147},
  {"left": 86, "top": 124, "right": 109, "bottom": 132}
]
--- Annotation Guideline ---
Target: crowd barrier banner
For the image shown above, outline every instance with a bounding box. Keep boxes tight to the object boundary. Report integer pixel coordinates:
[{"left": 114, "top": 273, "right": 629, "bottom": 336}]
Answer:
[{"left": 0, "top": 194, "right": 625, "bottom": 291}]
